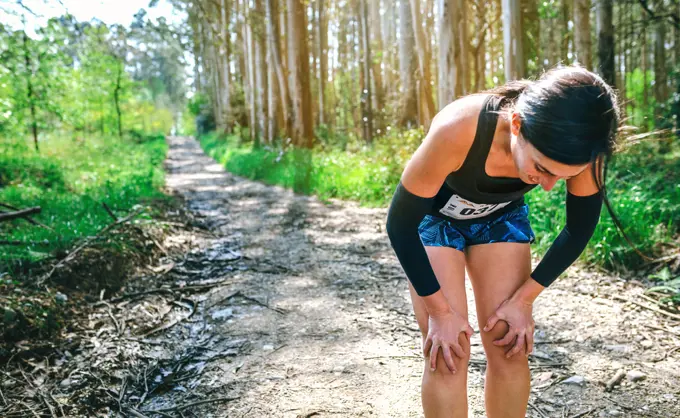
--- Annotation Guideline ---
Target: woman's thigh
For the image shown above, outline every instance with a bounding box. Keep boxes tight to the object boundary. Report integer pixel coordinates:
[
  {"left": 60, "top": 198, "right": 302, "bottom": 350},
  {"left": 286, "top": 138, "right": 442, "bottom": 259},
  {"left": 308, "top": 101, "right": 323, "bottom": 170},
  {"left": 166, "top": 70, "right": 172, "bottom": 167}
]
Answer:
[
  {"left": 465, "top": 242, "right": 532, "bottom": 358},
  {"left": 408, "top": 246, "right": 468, "bottom": 340}
]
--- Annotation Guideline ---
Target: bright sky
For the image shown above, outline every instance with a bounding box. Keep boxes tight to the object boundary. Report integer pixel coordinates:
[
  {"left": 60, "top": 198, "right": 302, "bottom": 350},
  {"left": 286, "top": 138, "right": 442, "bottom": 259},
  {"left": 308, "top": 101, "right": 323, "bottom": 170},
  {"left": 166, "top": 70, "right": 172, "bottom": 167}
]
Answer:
[{"left": 1, "top": 0, "right": 182, "bottom": 35}]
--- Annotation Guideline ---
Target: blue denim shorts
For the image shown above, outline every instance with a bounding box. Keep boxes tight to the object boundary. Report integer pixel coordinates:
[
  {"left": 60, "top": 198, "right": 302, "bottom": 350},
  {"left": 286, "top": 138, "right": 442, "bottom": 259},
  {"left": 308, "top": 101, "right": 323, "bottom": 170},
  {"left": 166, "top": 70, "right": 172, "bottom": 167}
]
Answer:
[{"left": 418, "top": 204, "right": 535, "bottom": 251}]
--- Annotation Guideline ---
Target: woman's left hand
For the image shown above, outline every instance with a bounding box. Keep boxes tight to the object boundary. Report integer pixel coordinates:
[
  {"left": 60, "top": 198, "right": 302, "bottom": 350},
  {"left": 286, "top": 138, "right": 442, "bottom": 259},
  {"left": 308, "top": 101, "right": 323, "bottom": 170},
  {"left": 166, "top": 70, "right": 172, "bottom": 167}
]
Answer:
[{"left": 482, "top": 295, "right": 535, "bottom": 359}]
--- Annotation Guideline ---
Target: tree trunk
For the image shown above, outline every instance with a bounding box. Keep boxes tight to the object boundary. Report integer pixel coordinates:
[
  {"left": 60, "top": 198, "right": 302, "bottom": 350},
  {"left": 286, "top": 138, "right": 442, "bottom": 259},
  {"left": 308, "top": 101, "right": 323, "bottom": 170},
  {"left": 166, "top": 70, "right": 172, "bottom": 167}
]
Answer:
[
  {"left": 643, "top": 24, "right": 649, "bottom": 130},
  {"left": 22, "top": 31, "right": 38, "bottom": 151},
  {"left": 399, "top": 0, "right": 419, "bottom": 127},
  {"left": 114, "top": 59, "right": 123, "bottom": 139},
  {"left": 220, "top": 0, "right": 232, "bottom": 132},
  {"left": 522, "top": 0, "right": 539, "bottom": 77},
  {"left": 244, "top": 1, "right": 257, "bottom": 141},
  {"left": 189, "top": 8, "right": 202, "bottom": 91},
  {"left": 266, "top": 0, "right": 292, "bottom": 139},
  {"left": 360, "top": 0, "right": 373, "bottom": 142},
  {"left": 316, "top": 0, "right": 328, "bottom": 126},
  {"left": 438, "top": 0, "right": 467, "bottom": 108},
  {"left": 287, "top": 0, "right": 314, "bottom": 147},
  {"left": 383, "top": 0, "right": 397, "bottom": 98},
  {"left": 561, "top": 0, "right": 571, "bottom": 64},
  {"left": 409, "top": 0, "right": 435, "bottom": 127},
  {"left": 502, "top": 0, "right": 524, "bottom": 80},
  {"left": 254, "top": 0, "right": 268, "bottom": 145},
  {"left": 596, "top": 0, "right": 614, "bottom": 86},
  {"left": 654, "top": 6, "right": 667, "bottom": 107},
  {"left": 473, "top": 0, "right": 487, "bottom": 91},
  {"left": 573, "top": 0, "right": 592, "bottom": 68},
  {"left": 368, "top": 0, "right": 385, "bottom": 118}
]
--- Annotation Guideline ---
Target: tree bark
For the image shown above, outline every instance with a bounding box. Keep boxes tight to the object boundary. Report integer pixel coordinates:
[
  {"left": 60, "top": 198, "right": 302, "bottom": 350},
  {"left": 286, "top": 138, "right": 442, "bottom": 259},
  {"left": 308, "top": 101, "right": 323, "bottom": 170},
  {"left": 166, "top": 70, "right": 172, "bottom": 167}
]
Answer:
[
  {"left": 368, "top": 0, "right": 385, "bottom": 116},
  {"left": 21, "top": 31, "right": 38, "bottom": 151},
  {"left": 438, "top": 0, "right": 467, "bottom": 108},
  {"left": 287, "top": 0, "right": 314, "bottom": 147},
  {"left": 266, "top": 0, "right": 292, "bottom": 139},
  {"left": 573, "top": 0, "right": 592, "bottom": 68},
  {"left": 502, "top": 0, "right": 524, "bottom": 80},
  {"left": 316, "top": 0, "right": 328, "bottom": 126},
  {"left": 114, "top": 58, "right": 123, "bottom": 139},
  {"left": 220, "top": 0, "right": 232, "bottom": 132},
  {"left": 360, "top": 0, "right": 373, "bottom": 142},
  {"left": 596, "top": 0, "right": 615, "bottom": 86},
  {"left": 254, "top": 0, "right": 268, "bottom": 144},
  {"left": 399, "top": 0, "right": 419, "bottom": 127},
  {"left": 409, "top": 0, "right": 435, "bottom": 127},
  {"left": 561, "top": 0, "right": 571, "bottom": 64},
  {"left": 654, "top": 3, "right": 667, "bottom": 107},
  {"left": 473, "top": 0, "right": 487, "bottom": 91}
]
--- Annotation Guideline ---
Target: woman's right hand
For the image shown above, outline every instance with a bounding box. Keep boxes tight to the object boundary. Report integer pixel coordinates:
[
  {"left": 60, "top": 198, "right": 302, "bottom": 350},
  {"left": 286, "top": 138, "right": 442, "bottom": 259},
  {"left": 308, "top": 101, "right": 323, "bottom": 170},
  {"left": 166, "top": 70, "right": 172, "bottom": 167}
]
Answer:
[{"left": 424, "top": 310, "right": 474, "bottom": 373}]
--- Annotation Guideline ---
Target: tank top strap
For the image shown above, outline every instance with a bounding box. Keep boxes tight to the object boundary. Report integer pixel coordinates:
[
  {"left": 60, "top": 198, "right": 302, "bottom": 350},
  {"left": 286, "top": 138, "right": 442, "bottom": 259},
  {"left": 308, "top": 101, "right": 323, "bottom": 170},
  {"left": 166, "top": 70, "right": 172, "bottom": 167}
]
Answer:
[{"left": 456, "top": 94, "right": 504, "bottom": 175}]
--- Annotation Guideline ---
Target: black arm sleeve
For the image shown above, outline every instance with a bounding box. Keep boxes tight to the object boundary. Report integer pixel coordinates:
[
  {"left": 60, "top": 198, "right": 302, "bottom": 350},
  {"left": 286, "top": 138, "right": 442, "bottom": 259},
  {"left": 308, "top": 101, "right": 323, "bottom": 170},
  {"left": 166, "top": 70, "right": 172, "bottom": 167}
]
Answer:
[
  {"left": 530, "top": 190, "right": 603, "bottom": 287},
  {"left": 385, "top": 182, "right": 441, "bottom": 297}
]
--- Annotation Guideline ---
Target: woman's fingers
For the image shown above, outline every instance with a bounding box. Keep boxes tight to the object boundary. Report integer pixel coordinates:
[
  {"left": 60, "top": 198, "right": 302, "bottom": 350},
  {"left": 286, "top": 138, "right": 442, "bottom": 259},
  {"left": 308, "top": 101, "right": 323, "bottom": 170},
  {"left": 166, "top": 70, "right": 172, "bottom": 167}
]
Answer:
[
  {"left": 451, "top": 341, "right": 466, "bottom": 359},
  {"left": 483, "top": 314, "right": 500, "bottom": 332},
  {"left": 429, "top": 342, "right": 440, "bottom": 371},
  {"left": 441, "top": 345, "right": 457, "bottom": 373},
  {"left": 423, "top": 335, "right": 433, "bottom": 358},
  {"left": 493, "top": 328, "right": 517, "bottom": 346},
  {"left": 506, "top": 331, "right": 526, "bottom": 358}
]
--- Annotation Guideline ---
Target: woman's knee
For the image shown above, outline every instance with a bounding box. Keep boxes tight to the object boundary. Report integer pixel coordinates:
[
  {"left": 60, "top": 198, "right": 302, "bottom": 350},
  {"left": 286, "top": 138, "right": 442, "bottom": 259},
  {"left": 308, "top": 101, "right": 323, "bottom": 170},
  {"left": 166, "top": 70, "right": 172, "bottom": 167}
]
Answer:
[
  {"left": 479, "top": 320, "right": 528, "bottom": 373},
  {"left": 422, "top": 332, "right": 472, "bottom": 374}
]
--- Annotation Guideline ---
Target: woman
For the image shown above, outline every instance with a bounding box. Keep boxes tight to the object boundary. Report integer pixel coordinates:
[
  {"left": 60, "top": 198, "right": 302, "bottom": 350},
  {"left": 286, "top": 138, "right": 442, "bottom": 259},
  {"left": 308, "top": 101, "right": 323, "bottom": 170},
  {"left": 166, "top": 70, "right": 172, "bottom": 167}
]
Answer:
[{"left": 386, "top": 66, "right": 619, "bottom": 417}]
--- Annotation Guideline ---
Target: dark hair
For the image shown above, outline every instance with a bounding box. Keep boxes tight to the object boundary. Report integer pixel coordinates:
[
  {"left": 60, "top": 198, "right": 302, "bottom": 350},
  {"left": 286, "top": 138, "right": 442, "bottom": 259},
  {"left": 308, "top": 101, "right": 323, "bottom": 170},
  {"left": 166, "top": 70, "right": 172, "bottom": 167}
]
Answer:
[{"left": 486, "top": 65, "right": 647, "bottom": 259}]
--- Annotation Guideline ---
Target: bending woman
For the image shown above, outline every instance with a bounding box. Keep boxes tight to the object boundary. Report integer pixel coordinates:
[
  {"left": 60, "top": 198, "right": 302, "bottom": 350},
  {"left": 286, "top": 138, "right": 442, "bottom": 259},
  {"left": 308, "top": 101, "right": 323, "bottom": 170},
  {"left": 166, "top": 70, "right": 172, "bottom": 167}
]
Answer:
[{"left": 386, "top": 66, "right": 619, "bottom": 418}]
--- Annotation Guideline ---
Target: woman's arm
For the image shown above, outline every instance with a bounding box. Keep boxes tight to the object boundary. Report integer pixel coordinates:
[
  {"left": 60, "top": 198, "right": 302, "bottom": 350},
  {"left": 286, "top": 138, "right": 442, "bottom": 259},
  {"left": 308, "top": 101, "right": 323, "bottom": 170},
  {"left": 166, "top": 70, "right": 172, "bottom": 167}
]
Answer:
[
  {"left": 386, "top": 95, "right": 481, "bottom": 315},
  {"left": 512, "top": 158, "right": 604, "bottom": 304}
]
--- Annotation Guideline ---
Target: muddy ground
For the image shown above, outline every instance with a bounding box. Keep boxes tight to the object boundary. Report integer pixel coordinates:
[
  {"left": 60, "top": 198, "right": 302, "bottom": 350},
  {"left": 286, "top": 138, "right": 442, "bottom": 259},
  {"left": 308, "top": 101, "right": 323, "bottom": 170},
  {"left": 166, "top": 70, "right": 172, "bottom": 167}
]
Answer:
[{"left": 2, "top": 135, "right": 680, "bottom": 418}]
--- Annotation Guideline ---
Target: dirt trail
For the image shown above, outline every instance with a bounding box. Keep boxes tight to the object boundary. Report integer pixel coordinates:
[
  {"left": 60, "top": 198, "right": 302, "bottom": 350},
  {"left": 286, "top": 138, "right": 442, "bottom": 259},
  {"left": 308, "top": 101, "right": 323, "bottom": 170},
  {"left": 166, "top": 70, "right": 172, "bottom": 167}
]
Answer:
[{"left": 22, "top": 135, "right": 674, "bottom": 418}]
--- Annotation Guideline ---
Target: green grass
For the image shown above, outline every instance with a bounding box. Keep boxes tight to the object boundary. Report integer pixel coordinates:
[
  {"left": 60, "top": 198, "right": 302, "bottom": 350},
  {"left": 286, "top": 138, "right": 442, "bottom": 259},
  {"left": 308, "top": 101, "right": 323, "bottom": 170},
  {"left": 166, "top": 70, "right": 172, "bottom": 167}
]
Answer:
[
  {"left": 0, "top": 132, "right": 169, "bottom": 271},
  {"left": 200, "top": 130, "right": 680, "bottom": 276}
]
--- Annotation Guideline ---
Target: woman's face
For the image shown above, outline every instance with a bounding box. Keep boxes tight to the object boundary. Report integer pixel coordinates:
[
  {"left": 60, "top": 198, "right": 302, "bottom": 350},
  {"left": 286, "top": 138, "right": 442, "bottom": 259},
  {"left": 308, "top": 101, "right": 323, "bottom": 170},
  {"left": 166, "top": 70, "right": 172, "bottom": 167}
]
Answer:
[{"left": 509, "top": 112, "right": 589, "bottom": 191}]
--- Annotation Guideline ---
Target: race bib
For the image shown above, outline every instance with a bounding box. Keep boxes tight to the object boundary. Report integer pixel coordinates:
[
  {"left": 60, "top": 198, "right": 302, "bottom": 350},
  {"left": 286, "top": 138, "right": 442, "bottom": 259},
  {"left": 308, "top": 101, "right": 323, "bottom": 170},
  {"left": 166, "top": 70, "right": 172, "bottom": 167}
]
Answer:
[{"left": 439, "top": 194, "right": 512, "bottom": 220}]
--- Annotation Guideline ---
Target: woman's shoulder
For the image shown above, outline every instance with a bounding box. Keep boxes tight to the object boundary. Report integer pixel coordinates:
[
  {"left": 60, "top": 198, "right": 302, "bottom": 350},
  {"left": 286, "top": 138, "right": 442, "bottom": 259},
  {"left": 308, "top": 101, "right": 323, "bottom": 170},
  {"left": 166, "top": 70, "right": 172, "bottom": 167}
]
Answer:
[{"left": 425, "top": 93, "right": 494, "bottom": 165}]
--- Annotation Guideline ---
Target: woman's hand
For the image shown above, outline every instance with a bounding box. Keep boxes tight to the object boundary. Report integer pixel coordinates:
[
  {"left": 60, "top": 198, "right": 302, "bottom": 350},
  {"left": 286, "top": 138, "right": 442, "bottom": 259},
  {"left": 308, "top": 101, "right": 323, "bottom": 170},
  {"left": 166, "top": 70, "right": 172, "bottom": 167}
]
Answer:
[
  {"left": 483, "top": 296, "right": 535, "bottom": 359},
  {"left": 424, "top": 310, "right": 474, "bottom": 373}
]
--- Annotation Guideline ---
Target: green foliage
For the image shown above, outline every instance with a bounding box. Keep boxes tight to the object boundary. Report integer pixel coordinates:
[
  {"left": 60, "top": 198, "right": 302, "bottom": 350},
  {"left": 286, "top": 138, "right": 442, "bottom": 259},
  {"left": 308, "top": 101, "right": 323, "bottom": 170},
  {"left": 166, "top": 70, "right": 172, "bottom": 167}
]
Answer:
[
  {"left": 625, "top": 69, "right": 657, "bottom": 130},
  {"left": 0, "top": 13, "right": 182, "bottom": 143},
  {"left": 0, "top": 134, "right": 169, "bottom": 270}
]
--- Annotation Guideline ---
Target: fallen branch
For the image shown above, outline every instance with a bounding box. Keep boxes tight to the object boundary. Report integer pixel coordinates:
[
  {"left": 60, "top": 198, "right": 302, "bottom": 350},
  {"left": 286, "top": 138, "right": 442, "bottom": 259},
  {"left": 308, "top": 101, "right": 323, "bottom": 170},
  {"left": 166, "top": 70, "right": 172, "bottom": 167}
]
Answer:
[
  {"left": 612, "top": 295, "right": 680, "bottom": 321},
  {"left": 0, "top": 207, "right": 41, "bottom": 223},
  {"left": 0, "top": 202, "right": 52, "bottom": 230},
  {"left": 142, "top": 396, "right": 239, "bottom": 413},
  {"left": 0, "top": 240, "right": 50, "bottom": 246},
  {"left": 568, "top": 407, "right": 599, "bottom": 418},
  {"left": 102, "top": 202, "right": 118, "bottom": 221},
  {"left": 528, "top": 401, "right": 549, "bottom": 418},
  {"left": 605, "top": 369, "right": 626, "bottom": 392},
  {"left": 37, "top": 207, "right": 146, "bottom": 284},
  {"left": 643, "top": 324, "right": 680, "bottom": 338},
  {"left": 141, "top": 298, "right": 197, "bottom": 337}
]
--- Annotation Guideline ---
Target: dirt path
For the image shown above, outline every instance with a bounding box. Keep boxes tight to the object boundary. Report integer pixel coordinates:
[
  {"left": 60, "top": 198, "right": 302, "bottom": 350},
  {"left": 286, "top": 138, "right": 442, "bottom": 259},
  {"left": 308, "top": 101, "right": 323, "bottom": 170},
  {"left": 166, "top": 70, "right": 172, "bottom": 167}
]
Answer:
[
  {"left": 19, "top": 135, "right": 674, "bottom": 418},
  {"left": 152, "top": 136, "right": 679, "bottom": 418}
]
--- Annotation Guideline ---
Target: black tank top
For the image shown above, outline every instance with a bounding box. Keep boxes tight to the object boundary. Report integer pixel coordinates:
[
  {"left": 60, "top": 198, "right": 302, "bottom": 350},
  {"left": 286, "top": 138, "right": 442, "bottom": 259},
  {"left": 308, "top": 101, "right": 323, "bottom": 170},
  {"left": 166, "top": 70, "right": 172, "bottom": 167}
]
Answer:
[{"left": 430, "top": 94, "right": 537, "bottom": 224}]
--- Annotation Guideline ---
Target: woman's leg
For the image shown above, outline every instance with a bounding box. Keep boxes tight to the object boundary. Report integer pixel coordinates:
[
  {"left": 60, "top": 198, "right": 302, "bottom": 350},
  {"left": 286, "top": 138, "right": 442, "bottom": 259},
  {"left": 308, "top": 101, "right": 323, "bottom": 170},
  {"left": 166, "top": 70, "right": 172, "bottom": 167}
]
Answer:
[
  {"left": 408, "top": 246, "right": 469, "bottom": 418},
  {"left": 465, "top": 242, "right": 532, "bottom": 418}
]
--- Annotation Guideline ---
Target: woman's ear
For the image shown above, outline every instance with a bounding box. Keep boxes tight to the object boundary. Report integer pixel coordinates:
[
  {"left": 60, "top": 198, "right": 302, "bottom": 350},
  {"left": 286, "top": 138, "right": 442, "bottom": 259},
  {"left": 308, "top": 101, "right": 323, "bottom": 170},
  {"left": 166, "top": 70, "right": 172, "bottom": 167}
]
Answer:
[{"left": 510, "top": 112, "right": 522, "bottom": 136}]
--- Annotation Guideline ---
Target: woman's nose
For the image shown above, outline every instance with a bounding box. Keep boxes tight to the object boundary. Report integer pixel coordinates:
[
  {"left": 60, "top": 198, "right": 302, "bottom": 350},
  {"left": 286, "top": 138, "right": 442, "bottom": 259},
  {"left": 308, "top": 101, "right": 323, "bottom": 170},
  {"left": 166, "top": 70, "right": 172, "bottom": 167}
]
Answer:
[{"left": 541, "top": 176, "right": 558, "bottom": 191}]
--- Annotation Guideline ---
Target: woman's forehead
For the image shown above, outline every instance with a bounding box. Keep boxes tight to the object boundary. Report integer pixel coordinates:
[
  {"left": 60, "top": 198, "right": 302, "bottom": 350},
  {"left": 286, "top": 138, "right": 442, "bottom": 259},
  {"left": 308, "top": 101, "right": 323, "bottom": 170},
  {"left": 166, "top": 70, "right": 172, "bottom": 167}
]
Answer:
[{"left": 529, "top": 145, "right": 589, "bottom": 176}]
